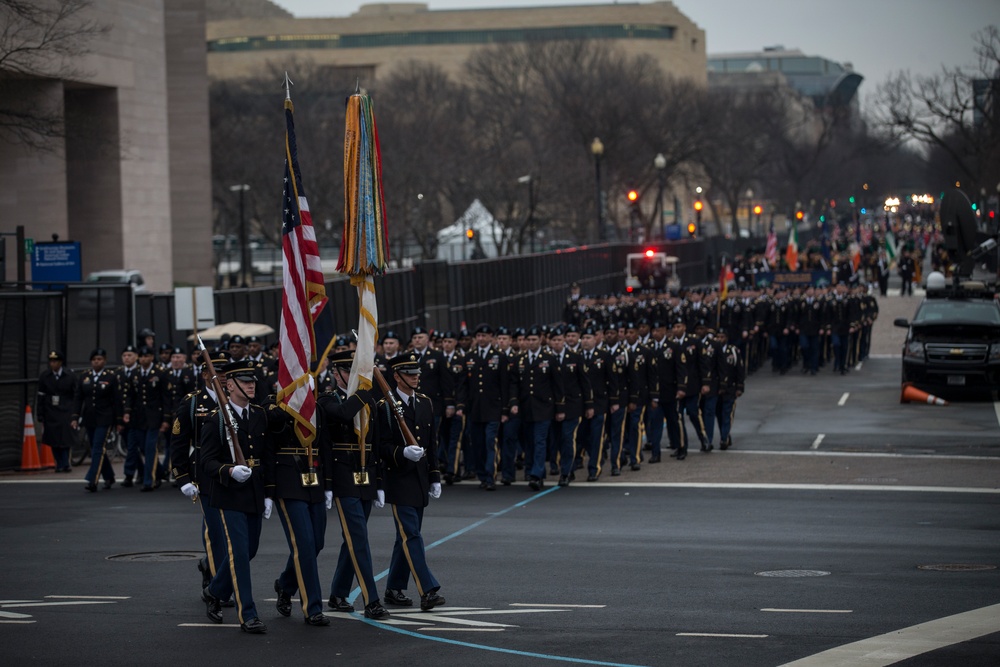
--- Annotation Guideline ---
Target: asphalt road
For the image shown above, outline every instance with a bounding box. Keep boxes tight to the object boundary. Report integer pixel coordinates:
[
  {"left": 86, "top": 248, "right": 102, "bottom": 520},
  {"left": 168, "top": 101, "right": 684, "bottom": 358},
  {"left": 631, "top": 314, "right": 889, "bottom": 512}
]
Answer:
[{"left": 3, "top": 295, "right": 998, "bottom": 665}]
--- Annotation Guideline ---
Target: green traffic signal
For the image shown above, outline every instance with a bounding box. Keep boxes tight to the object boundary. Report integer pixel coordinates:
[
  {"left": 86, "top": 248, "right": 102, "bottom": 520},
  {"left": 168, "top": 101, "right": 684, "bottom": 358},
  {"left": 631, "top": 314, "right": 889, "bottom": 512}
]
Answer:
[{"left": 849, "top": 196, "right": 855, "bottom": 204}]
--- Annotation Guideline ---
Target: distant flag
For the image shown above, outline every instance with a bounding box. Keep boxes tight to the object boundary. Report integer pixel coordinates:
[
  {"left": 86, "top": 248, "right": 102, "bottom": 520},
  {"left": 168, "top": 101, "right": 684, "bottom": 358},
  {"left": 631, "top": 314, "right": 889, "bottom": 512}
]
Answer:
[
  {"left": 764, "top": 224, "right": 778, "bottom": 266},
  {"left": 275, "top": 86, "right": 329, "bottom": 448},
  {"left": 861, "top": 224, "right": 873, "bottom": 248},
  {"left": 849, "top": 241, "right": 862, "bottom": 272},
  {"left": 719, "top": 261, "right": 735, "bottom": 301},
  {"left": 884, "top": 231, "right": 897, "bottom": 261},
  {"left": 786, "top": 219, "right": 799, "bottom": 271}
]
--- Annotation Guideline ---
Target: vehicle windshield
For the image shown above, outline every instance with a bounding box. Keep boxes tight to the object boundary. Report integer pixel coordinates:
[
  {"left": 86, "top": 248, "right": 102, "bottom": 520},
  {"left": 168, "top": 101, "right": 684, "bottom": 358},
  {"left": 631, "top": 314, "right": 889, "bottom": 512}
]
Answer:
[{"left": 913, "top": 300, "right": 1000, "bottom": 325}]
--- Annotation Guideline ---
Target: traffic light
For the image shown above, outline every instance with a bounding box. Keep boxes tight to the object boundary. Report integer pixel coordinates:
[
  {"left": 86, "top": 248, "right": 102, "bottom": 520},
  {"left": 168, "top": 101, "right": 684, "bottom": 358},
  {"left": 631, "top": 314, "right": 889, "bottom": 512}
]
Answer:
[
  {"left": 795, "top": 210, "right": 804, "bottom": 221},
  {"left": 753, "top": 205, "right": 762, "bottom": 217},
  {"left": 849, "top": 196, "right": 856, "bottom": 204},
  {"left": 466, "top": 228, "right": 474, "bottom": 242},
  {"left": 686, "top": 222, "right": 697, "bottom": 237},
  {"left": 693, "top": 199, "right": 703, "bottom": 226},
  {"left": 627, "top": 190, "right": 639, "bottom": 203},
  {"left": 644, "top": 248, "right": 655, "bottom": 258}
]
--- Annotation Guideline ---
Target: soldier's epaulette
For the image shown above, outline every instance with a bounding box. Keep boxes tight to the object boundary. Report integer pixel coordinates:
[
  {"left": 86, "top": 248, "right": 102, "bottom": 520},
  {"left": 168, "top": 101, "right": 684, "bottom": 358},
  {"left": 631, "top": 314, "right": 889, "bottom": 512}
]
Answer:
[
  {"left": 183, "top": 390, "right": 198, "bottom": 401},
  {"left": 414, "top": 391, "right": 430, "bottom": 401}
]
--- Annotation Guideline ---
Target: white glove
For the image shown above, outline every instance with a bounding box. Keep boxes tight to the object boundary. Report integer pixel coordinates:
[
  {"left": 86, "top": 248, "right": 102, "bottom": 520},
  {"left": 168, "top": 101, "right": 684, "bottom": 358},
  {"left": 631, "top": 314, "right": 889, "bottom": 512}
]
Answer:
[
  {"left": 231, "top": 465, "right": 252, "bottom": 483},
  {"left": 180, "top": 483, "right": 199, "bottom": 500},
  {"left": 375, "top": 489, "right": 385, "bottom": 509},
  {"left": 429, "top": 482, "right": 442, "bottom": 499},
  {"left": 324, "top": 491, "right": 333, "bottom": 510},
  {"left": 403, "top": 445, "right": 425, "bottom": 462},
  {"left": 263, "top": 497, "right": 273, "bottom": 520}
]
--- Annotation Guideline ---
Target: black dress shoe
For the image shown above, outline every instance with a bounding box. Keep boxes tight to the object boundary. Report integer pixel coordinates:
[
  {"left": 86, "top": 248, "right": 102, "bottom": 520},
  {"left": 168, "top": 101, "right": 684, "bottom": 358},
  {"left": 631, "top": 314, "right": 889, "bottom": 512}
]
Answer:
[
  {"left": 443, "top": 473, "right": 454, "bottom": 485},
  {"left": 202, "top": 587, "right": 222, "bottom": 624},
  {"left": 528, "top": 477, "right": 541, "bottom": 491},
  {"left": 461, "top": 471, "right": 476, "bottom": 480},
  {"left": 84, "top": 483, "right": 97, "bottom": 493},
  {"left": 274, "top": 580, "right": 292, "bottom": 617},
  {"left": 676, "top": 451, "right": 687, "bottom": 461},
  {"left": 222, "top": 595, "right": 235, "bottom": 608},
  {"left": 103, "top": 479, "right": 115, "bottom": 490},
  {"left": 304, "top": 613, "right": 330, "bottom": 626},
  {"left": 328, "top": 596, "right": 355, "bottom": 612},
  {"left": 649, "top": 455, "right": 662, "bottom": 463},
  {"left": 240, "top": 617, "right": 267, "bottom": 634},
  {"left": 485, "top": 480, "right": 496, "bottom": 491},
  {"left": 557, "top": 475, "right": 569, "bottom": 487},
  {"left": 384, "top": 589, "right": 413, "bottom": 606},
  {"left": 420, "top": 591, "right": 446, "bottom": 611},
  {"left": 586, "top": 474, "right": 598, "bottom": 482},
  {"left": 630, "top": 463, "right": 641, "bottom": 471},
  {"left": 197, "top": 560, "right": 211, "bottom": 589},
  {"left": 122, "top": 477, "right": 133, "bottom": 488},
  {"left": 610, "top": 468, "right": 621, "bottom": 476},
  {"left": 140, "top": 485, "right": 154, "bottom": 492},
  {"left": 364, "top": 601, "right": 391, "bottom": 620},
  {"left": 479, "top": 481, "right": 487, "bottom": 489},
  {"left": 501, "top": 478, "right": 513, "bottom": 486}
]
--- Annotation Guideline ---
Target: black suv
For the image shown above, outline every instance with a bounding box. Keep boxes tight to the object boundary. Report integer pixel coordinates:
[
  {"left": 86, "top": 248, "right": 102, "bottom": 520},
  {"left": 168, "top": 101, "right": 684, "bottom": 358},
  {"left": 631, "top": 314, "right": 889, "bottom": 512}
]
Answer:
[{"left": 894, "top": 284, "right": 1000, "bottom": 393}]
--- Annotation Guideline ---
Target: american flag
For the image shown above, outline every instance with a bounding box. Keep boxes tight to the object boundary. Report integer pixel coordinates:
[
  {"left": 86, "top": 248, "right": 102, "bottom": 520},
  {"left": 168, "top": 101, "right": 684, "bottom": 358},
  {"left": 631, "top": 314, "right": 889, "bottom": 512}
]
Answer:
[
  {"left": 764, "top": 224, "right": 778, "bottom": 266},
  {"left": 276, "top": 97, "right": 328, "bottom": 447}
]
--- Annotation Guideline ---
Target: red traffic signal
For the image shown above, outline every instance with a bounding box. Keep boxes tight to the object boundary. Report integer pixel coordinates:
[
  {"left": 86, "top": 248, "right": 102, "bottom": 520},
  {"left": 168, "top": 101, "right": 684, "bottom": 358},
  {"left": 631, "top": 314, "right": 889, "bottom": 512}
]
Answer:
[
  {"left": 466, "top": 228, "right": 474, "bottom": 240},
  {"left": 644, "top": 248, "right": 655, "bottom": 258},
  {"left": 753, "top": 205, "right": 762, "bottom": 216},
  {"left": 627, "top": 190, "right": 639, "bottom": 202},
  {"left": 795, "top": 210, "right": 804, "bottom": 221}
]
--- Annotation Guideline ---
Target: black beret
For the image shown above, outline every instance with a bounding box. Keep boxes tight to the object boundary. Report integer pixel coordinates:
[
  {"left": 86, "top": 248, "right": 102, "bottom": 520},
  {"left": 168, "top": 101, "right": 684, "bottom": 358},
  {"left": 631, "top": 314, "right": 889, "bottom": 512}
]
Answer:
[
  {"left": 122, "top": 344, "right": 138, "bottom": 354},
  {"left": 381, "top": 330, "right": 400, "bottom": 343},
  {"left": 495, "top": 326, "right": 510, "bottom": 336},
  {"left": 158, "top": 343, "right": 172, "bottom": 352},
  {"left": 138, "top": 345, "right": 154, "bottom": 356},
  {"left": 582, "top": 326, "right": 597, "bottom": 336},
  {"left": 474, "top": 323, "right": 493, "bottom": 335},
  {"left": 526, "top": 325, "right": 542, "bottom": 337},
  {"left": 441, "top": 330, "right": 457, "bottom": 340},
  {"left": 90, "top": 348, "right": 107, "bottom": 359},
  {"left": 565, "top": 324, "right": 580, "bottom": 334},
  {"left": 410, "top": 326, "right": 428, "bottom": 338},
  {"left": 229, "top": 335, "right": 245, "bottom": 345}
]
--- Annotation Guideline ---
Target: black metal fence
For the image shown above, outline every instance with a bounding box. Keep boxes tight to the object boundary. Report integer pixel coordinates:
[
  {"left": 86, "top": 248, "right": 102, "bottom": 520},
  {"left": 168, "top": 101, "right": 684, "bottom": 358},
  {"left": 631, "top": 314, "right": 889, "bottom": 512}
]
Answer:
[{"left": 0, "top": 234, "right": 819, "bottom": 470}]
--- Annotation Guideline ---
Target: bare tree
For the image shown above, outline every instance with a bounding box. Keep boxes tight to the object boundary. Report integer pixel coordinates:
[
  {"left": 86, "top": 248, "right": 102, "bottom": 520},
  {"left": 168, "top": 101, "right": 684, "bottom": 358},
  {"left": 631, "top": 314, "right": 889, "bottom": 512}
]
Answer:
[
  {"left": 871, "top": 26, "right": 1000, "bottom": 197},
  {"left": 0, "top": 0, "right": 109, "bottom": 151}
]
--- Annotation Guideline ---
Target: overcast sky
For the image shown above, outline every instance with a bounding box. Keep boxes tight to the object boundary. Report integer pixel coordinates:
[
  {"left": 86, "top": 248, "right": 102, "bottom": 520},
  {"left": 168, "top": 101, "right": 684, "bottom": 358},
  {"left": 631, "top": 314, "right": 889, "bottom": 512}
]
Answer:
[{"left": 269, "top": 0, "right": 997, "bottom": 105}]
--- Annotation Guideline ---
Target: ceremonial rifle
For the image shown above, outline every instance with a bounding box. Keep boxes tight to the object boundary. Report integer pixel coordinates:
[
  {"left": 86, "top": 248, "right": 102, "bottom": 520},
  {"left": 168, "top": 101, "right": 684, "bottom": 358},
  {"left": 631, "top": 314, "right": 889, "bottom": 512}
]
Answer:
[{"left": 196, "top": 335, "right": 247, "bottom": 467}]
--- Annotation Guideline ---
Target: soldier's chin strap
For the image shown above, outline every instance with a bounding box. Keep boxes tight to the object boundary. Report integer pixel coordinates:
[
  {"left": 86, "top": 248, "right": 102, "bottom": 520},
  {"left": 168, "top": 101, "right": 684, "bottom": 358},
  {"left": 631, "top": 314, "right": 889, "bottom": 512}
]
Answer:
[
  {"left": 397, "top": 372, "right": 419, "bottom": 393},
  {"left": 231, "top": 378, "right": 254, "bottom": 403}
]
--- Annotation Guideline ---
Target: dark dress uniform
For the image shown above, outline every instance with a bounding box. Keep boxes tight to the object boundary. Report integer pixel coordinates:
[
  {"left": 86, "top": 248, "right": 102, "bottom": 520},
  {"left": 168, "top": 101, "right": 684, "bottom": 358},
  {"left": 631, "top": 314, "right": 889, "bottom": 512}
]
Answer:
[
  {"left": 318, "top": 381, "right": 389, "bottom": 619},
  {"left": 170, "top": 385, "right": 225, "bottom": 589},
  {"left": 80, "top": 363, "right": 117, "bottom": 487},
  {"left": 127, "top": 364, "right": 170, "bottom": 490},
  {"left": 464, "top": 344, "right": 515, "bottom": 488},
  {"left": 796, "top": 294, "right": 825, "bottom": 374},
  {"left": 199, "top": 393, "right": 268, "bottom": 632},
  {"left": 716, "top": 340, "right": 746, "bottom": 450},
  {"left": 614, "top": 340, "right": 652, "bottom": 473},
  {"left": 552, "top": 348, "right": 592, "bottom": 482},
  {"left": 36, "top": 357, "right": 81, "bottom": 472},
  {"left": 437, "top": 346, "right": 467, "bottom": 482},
  {"left": 375, "top": 373, "right": 444, "bottom": 609},
  {"left": 577, "top": 346, "right": 618, "bottom": 479},
  {"left": 266, "top": 401, "right": 332, "bottom": 625},
  {"left": 514, "top": 346, "right": 562, "bottom": 486},
  {"left": 650, "top": 338, "right": 689, "bottom": 460},
  {"left": 676, "top": 333, "right": 709, "bottom": 452},
  {"left": 164, "top": 365, "right": 197, "bottom": 415}
]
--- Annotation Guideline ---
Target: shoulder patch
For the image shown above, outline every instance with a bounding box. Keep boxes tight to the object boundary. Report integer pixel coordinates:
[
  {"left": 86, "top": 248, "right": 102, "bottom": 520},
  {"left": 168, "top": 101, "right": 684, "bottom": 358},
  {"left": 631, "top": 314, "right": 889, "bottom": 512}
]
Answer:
[{"left": 171, "top": 418, "right": 181, "bottom": 435}]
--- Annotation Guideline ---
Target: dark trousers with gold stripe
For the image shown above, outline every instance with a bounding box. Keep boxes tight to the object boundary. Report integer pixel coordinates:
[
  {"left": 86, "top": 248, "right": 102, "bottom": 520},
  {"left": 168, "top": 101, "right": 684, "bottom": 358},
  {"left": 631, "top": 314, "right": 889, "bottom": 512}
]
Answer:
[
  {"left": 680, "top": 394, "right": 707, "bottom": 448},
  {"left": 614, "top": 406, "right": 644, "bottom": 468},
  {"left": 578, "top": 412, "right": 605, "bottom": 477},
  {"left": 200, "top": 497, "right": 227, "bottom": 579},
  {"left": 275, "top": 498, "right": 326, "bottom": 619},
  {"left": 330, "top": 497, "right": 379, "bottom": 606},
  {"left": 208, "top": 509, "right": 262, "bottom": 624},
  {"left": 387, "top": 504, "right": 439, "bottom": 597}
]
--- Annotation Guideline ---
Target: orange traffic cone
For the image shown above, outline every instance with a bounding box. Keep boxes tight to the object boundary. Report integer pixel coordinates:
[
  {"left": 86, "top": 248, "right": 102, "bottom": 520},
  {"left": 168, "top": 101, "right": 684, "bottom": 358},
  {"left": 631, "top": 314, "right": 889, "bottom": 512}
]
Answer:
[
  {"left": 39, "top": 441, "right": 56, "bottom": 469},
  {"left": 18, "top": 407, "right": 42, "bottom": 472},
  {"left": 900, "top": 383, "right": 948, "bottom": 406}
]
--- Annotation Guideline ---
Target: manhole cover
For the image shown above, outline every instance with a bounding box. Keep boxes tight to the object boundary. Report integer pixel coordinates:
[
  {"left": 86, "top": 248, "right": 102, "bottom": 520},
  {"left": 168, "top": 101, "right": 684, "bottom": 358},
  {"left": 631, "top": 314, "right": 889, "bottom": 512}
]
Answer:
[
  {"left": 755, "top": 570, "right": 831, "bottom": 578},
  {"left": 107, "top": 551, "right": 202, "bottom": 562},
  {"left": 917, "top": 564, "right": 996, "bottom": 572}
]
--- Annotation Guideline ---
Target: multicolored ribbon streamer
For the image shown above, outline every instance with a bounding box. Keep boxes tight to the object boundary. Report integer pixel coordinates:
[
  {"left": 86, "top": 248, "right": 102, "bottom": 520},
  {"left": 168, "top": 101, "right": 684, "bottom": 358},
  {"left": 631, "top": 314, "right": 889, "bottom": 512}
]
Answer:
[{"left": 339, "top": 92, "right": 390, "bottom": 276}]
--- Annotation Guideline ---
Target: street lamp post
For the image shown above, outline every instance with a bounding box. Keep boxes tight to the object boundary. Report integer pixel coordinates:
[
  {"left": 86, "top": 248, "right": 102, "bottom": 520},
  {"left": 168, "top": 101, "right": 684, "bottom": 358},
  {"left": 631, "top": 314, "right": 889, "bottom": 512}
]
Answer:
[
  {"left": 229, "top": 183, "right": 251, "bottom": 288},
  {"left": 591, "top": 137, "right": 605, "bottom": 243},
  {"left": 695, "top": 185, "right": 704, "bottom": 237},
  {"left": 654, "top": 153, "right": 666, "bottom": 241},
  {"left": 745, "top": 188, "right": 754, "bottom": 237}
]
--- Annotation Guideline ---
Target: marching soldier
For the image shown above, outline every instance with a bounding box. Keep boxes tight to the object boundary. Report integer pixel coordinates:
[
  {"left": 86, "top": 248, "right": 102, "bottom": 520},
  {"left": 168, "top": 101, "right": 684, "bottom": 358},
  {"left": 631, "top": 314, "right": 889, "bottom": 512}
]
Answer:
[
  {"left": 319, "top": 350, "right": 391, "bottom": 620},
  {"left": 465, "top": 324, "right": 515, "bottom": 491},
  {"left": 375, "top": 330, "right": 402, "bottom": 392},
  {"left": 409, "top": 326, "right": 454, "bottom": 452},
  {"left": 651, "top": 322, "right": 689, "bottom": 461},
  {"left": 437, "top": 331, "right": 467, "bottom": 484},
  {"left": 515, "top": 326, "right": 561, "bottom": 490},
  {"left": 613, "top": 322, "right": 651, "bottom": 474},
  {"left": 266, "top": 390, "right": 333, "bottom": 627},
  {"left": 36, "top": 351, "right": 80, "bottom": 473},
  {"left": 81, "top": 348, "right": 117, "bottom": 491},
  {"left": 674, "top": 320, "right": 709, "bottom": 456},
  {"left": 548, "top": 327, "right": 592, "bottom": 486},
  {"left": 164, "top": 346, "right": 197, "bottom": 414},
  {"left": 199, "top": 360, "right": 270, "bottom": 635},
  {"left": 125, "top": 346, "right": 170, "bottom": 491},
  {"left": 796, "top": 285, "right": 825, "bottom": 375},
  {"left": 375, "top": 352, "right": 446, "bottom": 612},
  {"left": 114, "top": 344, "right": 143, "bottom": 486},
  {"left": 170, "top": 353, "right": 228, "bottom": 594},
  {"left": 577, "top": 327, "right": 618, "bottom": 481},
  {"left": 714, "top": 330, "right": 745, "bottom": 450}
]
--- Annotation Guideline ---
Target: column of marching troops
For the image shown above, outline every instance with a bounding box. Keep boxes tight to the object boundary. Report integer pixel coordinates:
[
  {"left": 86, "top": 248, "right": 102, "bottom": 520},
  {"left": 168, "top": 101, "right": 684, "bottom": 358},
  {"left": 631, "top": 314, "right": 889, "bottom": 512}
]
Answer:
[{"left": 32, "top": 278, "right": 877, "bottom": 633}]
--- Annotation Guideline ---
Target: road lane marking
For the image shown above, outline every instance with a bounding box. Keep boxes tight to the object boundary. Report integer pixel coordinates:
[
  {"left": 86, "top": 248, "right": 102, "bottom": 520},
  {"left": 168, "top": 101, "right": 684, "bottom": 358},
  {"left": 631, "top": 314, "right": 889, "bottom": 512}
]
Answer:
[
  {"left": 994, "top": 397, "right": 1000, "bottom": 428},
  {"left": 45, "top": 595, "right": 130, "bottom": 600},
  {"left": 509, "top": 603, "right": 606, "bottom": 608},
  {"left": 837, "top": 393, "right": 849, "bottom": 406},
  {"left": 810, "top": 434, "right": 825, "bottom": 450},
  {"left": 579, "top": 483, "right": 1000, "bottom": 493},
  {"left": 761, "top": 609, "right": 852, "bottom": 613},
  {"left": 779, "top": 602, "right": 1000, "bottom": 666},
  {"left": 177, "top": 623, "right": 240, "bottom": 628},
  {"left": 0, "top": 611, "right": 33, "bottom": 619},
  {"left": 728, "top": 450, "right": 999, "bottom": 461},
  {"left": 418, "top": 627, "right": 505, "bottom": 632},
  {"left": 0, "top": 601, "right": 117, "bottom": 608},
  {"left": 677, "top": 633, "right": 768, "bottom": 638},
  {"left": 0, "top": 620, "right": 36, "bottom": 624},
  {"left": 430, "top": 609, "right": 568, "bottom": 617}
]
